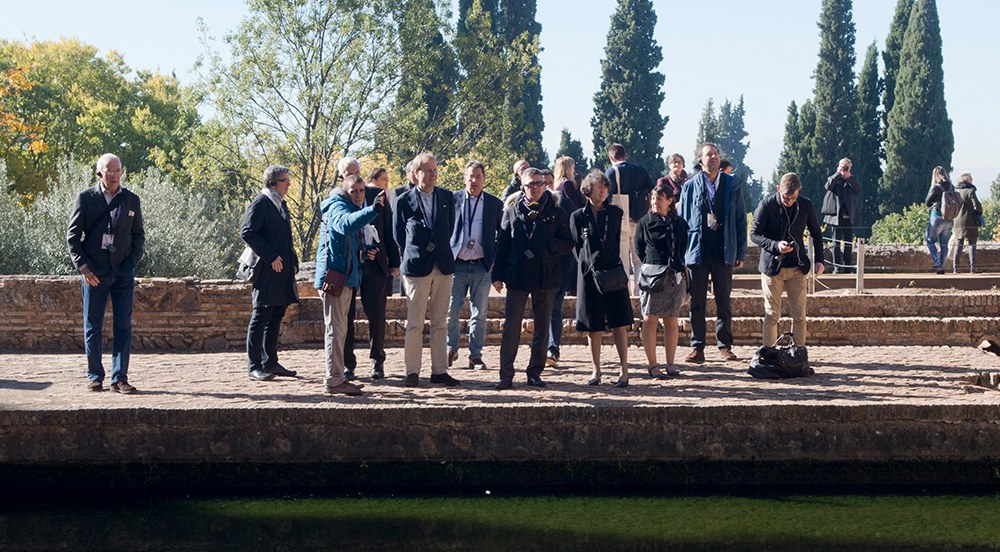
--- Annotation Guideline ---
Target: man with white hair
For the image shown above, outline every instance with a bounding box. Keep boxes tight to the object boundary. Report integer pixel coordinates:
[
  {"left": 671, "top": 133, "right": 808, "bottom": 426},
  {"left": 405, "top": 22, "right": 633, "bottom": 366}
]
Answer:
[{"left": 67, "top": 153, "right": 145, "bottom": 394}]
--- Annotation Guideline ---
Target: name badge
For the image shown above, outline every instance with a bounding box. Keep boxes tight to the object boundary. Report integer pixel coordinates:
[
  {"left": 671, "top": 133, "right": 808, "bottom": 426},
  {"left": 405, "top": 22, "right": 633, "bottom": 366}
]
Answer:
[
  {"left": 102, "top": 233, "right": 114, "bottom": 250},
  {"left": 467, "top": 240, "right": 476, "bottom": 249},
  {"left": 426, "top": 243, "right": 436, "bottom": 252},
  {"left": 523, "top": 250, "right": 534, "bottom": 260},
  {"left": 707, "top": 213, "right": 717, "bottom": 228}
]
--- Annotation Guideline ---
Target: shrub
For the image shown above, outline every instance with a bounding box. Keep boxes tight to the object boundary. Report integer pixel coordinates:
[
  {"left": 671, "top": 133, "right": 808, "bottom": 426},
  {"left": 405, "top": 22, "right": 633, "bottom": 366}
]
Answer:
[{"left": 870, "top": 203, "right": 928, "bottom": 245}]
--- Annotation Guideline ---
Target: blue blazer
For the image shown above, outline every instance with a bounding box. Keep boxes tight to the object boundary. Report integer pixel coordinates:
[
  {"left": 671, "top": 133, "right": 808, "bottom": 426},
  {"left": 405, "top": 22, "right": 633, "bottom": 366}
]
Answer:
[
  {"left": 679, "top": 171, "right": 747, "bottom": 266},
  {"left": 393, "top": 186, "right": 455, "bottom": 277},
  {"left": 450, "top": 189, "right": 503, "bottom": 271}
]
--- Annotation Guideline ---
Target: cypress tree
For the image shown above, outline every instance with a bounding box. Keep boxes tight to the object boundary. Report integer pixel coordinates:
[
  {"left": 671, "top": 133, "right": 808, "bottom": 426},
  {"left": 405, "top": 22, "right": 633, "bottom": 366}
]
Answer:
[
  {"left": 716, "top": 97, "right": 759, "bottom": 209},
  {"left": 810, "top": 0, "right": 857, "bottom": 192},
  {"left": 854, "top": 41, "right": 883, "bottom": 232},
  {"left": 774, "top": 101, "right": 801, "bottom": 184},
  {"left": 555, "top": 128, "right": 588, "bottom": 175},
  {"left": 796, "top": 100, "right": 823, "bottom": 202},
  {"left": 881, "top": 0, "right": 913, "bottom": 148},
  {"left": 881, "top": 0, "right": 953, "bottom": 216},
  {"left": 499, "top": 0, "right": 546, "bottom": 164},
  {"left": 694, "top": 98, "right": 719, "bottom": 161},
  {"left": 991, "top": 173, "right": 1000, "bottom": 202},
  {"left": 591, "top": 0, "right": 667, "bottom": 176}
]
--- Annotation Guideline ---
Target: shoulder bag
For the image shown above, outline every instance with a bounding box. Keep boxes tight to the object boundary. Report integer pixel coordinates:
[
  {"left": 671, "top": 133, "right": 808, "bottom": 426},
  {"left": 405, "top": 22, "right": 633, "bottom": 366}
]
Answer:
[
  {"left": 583, "top": 214, "right": 628, "bottom": 295},
  {"left": 748, "top": 332, "right": 813, "bottom": 379}
]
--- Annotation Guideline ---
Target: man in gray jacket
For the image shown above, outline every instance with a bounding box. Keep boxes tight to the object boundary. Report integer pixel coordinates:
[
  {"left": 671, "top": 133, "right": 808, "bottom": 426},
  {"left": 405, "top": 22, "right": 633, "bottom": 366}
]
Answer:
[{"left": 821, "top": 158, "right": 861, "bottom": 274}]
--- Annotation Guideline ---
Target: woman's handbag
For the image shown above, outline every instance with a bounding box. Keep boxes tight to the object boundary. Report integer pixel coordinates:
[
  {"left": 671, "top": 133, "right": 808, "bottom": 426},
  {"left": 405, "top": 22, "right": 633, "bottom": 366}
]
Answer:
[
  {"left": 747, "top": 332, "right": 813, "bottom": 379},
  {"left": 593, "top": 264, "right": 629, "bottom": 294},
  {"left": 638, "top": 263, "right": 671, "bottom": 293},
  {"left": 235, "top": 246, "right": 259, "bottom": 283}
]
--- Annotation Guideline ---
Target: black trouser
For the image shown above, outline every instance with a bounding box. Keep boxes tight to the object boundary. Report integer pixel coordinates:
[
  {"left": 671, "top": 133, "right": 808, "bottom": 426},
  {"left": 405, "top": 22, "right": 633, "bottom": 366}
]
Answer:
[
  {"left": 499, "top": 287, "right": 556, "bottom": 383},
  {"left": 688, "top": 261, "right": 733, "bottom": 350},
  {"left": 246, "top": 304, "right": 288, "bottom": 372},
  {"left": 344, "top": 263, "right": 390, "bottom": 368},
  {"left": 830, "top": 224, "right": 854, "bottom": 273}
]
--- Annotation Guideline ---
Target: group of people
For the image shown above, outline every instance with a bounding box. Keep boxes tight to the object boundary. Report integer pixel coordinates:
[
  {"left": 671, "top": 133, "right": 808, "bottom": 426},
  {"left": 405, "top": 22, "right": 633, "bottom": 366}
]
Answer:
[{"left": 68, "top": 145, "right": 979, "bottom": 397}]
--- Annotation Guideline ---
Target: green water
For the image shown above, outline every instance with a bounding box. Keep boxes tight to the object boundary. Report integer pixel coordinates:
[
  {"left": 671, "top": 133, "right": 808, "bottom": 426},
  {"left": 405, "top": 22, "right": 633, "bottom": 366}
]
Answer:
[{"left": 3, "top": 494, "right": 1000, "bottom": 550}]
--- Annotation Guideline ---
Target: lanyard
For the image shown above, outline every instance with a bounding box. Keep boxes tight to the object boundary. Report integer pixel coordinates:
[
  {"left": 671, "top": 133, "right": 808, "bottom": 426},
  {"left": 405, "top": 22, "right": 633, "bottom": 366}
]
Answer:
[
  {"left": 466, "top": 192, "right": 482, "bottom": 241},
  {"left": 417, "top": 191, "right": 435, "bottom": 228}
]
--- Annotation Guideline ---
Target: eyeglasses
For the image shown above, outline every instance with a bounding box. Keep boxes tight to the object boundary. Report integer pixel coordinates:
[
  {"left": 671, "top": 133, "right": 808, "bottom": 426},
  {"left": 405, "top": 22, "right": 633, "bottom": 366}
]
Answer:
[
  {"left": 524, "top": 180, "right": 546, "bottom": 189},
  {"left": 276, "top": 177, "right": 291, "bottom": 184}
]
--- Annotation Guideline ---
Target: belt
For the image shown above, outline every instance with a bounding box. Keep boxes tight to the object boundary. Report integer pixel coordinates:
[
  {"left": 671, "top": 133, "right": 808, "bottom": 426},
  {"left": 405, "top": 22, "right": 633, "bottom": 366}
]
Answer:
[{"left": 456, "top": 258, "right": 484, "bottom": 264}]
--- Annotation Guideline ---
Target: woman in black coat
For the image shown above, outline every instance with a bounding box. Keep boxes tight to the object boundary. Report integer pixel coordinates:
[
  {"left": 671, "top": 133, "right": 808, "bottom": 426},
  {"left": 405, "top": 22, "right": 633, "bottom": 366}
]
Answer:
[
  {"left": 240, "top": 165, "right": 300, "bottom": 382},
  {"left": 570, "top": 170, "right": 634, "bottom": 387},
  {"left": 634, "top": 185, "right": 688, "bottom": 378}
]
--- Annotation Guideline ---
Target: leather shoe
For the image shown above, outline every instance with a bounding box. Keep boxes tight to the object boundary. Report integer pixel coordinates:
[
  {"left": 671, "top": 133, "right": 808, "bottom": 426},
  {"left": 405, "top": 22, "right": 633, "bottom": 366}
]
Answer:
[
  {"left": 494, "top": 379, "right": 513, "bottom": 390},
  {"left": 87, "top": 380, "right": 103, "bottom": 392},
  {"left": 268, "top": 363, "right": 297, "bottom": 377},
  {"left": 430, "top": 373, "right": 461, "bottom": 386},
  {"left": 469, "top": 357, "right": 487, "bottom": 370},
  {"left": 326, "top": 381, "right": 364, "bottom": 396},
  {"left": 613, "top": 379, "right": 629, "bottom": 388},
  {"left": 685, "top": 349, "right": 705, "bottom": 364},
  {"left": 405, "top": 373, "right": 419, "bottom": 388},
  {"left": 526, "top": 376, "right": 546, "bottom": 388},
  {"left": 665, "top": 365, "right": 681, "bottom": 376},
  {"left": 111, "top": 381, "right": 137, "bottom": 394},
  {"left": 647, "top": 366, "right": 668, "bottom": 380},
  {"left": 344, "top": 368, "right": 356, "bottom": 381},
  {"left": 718, "top": 347, "right": 738, "bottom": 361},
  {"left": 448, "top": 349, "right": 459, "bottom": 367},
  {"left": 371, "top": 362, "right": 385, "bottom": 380},
  {"left": 587, "top": 377, "right": 601, "bottom": 386},
  {"left": 249, "top": 369, "right": 275, "bottom": 381}
]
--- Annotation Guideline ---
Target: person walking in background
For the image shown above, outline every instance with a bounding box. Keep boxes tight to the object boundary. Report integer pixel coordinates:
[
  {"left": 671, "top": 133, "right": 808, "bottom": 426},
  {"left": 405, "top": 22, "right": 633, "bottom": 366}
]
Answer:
[
  {"left": 656, "top": 153, "right": 687, "bottom": 208},
  {"left": 492, "top": 168, "right": 574, "bottom": 390},
  {"left": 679, "top": 143, "right": 747, "bottom": 364},
  {"left": 750, "top": 173, "right": 825, "bottom": 346},
  {"left": 571, "top": 170, "right": 634, "bottom": 387},
  {"left": 447, "top": 160, "right": 502, "bottom": 371},
  {"left": 605, "top": 143, "right": 655, "bottom": 294},
  {"left": 949, "top": 172, "right": 983, "bottom": 273},
  {"left": 67, "top": 153, "right": 145, "bottom": 394},
  {"left": 547, "top": 156, "right": 585, "bottom": 369},
  {"left": 634, "top": 185, "right": 687, "bottom": 378},
  {"left": 924, "top": 166, "right": 955, "bottom": 275},
  {"left": 821, "top": 158, "right": 861, "bottom": 274},
  {"left": 241, "top": 164, "right": 299, "bottom": 382},
  {"left": 394, "top": 153, "right": 460, "bottom": 388},
  {"left": 314, "top": 175, "right": 384, "bottom": 396}
]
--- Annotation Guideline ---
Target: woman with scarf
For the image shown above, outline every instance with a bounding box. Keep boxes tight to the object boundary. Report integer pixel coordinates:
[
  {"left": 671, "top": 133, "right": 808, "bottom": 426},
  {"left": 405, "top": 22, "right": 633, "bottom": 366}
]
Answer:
[
  {"left": 571, "top": 170, "right": 634, "bottom": 387},
  {"left": 491, "top": 167, "right": 575, "bottom": 390},
  {"left": 656, "top": 153, "right": 688, "bottom": 208}
]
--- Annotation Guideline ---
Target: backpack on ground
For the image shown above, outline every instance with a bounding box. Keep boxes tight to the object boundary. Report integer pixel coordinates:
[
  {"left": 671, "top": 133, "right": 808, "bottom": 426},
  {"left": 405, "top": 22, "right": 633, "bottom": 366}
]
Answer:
[{"left": 940, "top": 186, "right": 962, "bottom": 220}]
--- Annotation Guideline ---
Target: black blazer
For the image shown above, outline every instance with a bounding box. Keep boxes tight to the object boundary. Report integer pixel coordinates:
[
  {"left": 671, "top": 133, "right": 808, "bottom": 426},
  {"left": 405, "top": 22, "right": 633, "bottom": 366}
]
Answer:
[
  {"left": 66, "top": 185, "right": 145, "bottom": 277},
  {"left": 450, "top": 189, "right": 503, "bottom": 271},
  {"left": 241, "top": 193, "right": 299, "bottom": 307},
  {"left": 363, "top": 185, "right": 399, "bottom": 276},
  {"left": 635, "top": 211, "right": 688, "bottom": 271},
  {"left": 492, "top": 190, "right": 574, "bottom": 291},
  {"left": 606, "top": 161, "right": 655, "bottom": 222},
  {"left": 750, "top": 194, "right": 824, "bottom": 276},
  {"left": 393, "top": 186, "right": 455, "bottom": 277}
]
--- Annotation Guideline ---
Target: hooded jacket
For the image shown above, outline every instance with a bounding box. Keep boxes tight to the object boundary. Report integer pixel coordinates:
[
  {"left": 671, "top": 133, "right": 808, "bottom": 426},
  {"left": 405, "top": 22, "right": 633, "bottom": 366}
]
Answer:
[
  {"left": 314, "top": 188, "right": 380, "bottom": 290},
  {"left": 492, "top": 189, "right": 575, "bottom": 291}
]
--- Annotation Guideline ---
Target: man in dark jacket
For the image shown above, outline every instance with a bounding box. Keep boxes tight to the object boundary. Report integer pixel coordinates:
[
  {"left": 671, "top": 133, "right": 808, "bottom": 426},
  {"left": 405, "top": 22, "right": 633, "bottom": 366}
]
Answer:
[
  {"left": 750, "top": 173, "right": 825, "bottom": 346},
  {"left": 67, "top": 153, "right": 145, "bottom": 394},
  {"left": 605, "top": 143, "right": 654, "bottom": 294},
  {"left": 393, "top": 152, "right": 460, "bottom": 388},
  {"left": 241, "top": 164, "right": 300, "bottom": 382},
  {"left": 491, "top": 168, "right": 575, "bottom": 389},
  {"left": 821, "top": 158, "right": 861, "bottom": 273}
]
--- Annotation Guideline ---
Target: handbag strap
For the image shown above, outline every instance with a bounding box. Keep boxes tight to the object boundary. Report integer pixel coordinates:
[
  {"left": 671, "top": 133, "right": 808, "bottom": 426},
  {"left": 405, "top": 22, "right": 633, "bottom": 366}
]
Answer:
[{"left": 773, "top": 332, "right": 796, "bottom": 348}]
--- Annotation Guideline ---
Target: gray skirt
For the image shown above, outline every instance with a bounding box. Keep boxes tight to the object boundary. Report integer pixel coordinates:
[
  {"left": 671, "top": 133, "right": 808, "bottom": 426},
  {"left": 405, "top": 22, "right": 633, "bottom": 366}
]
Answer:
[{"left": 640, "top": 273, "right": 687, "bottom": 317}]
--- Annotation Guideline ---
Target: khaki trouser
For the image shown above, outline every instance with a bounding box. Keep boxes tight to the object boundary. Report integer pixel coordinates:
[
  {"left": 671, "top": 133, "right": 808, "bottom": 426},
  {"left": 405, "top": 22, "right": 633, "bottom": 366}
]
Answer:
[
  {"left": 612, "top": 194, "right": 641, "bottom": 294},
  {"left": 321, "top": 287, "right": 354, "bottom": 387},
  {"left": 761, "top": 266, "right": 808, "bottom": 345},
  {"left": 402, "top": 266, "right": 454, "bottom": 375}
]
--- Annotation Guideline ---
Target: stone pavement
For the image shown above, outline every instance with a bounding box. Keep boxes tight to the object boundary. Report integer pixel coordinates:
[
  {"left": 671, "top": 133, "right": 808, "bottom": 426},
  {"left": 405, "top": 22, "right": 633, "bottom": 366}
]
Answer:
[{"left": 3, "top": 343, "right": 1000, "bottom": 410}]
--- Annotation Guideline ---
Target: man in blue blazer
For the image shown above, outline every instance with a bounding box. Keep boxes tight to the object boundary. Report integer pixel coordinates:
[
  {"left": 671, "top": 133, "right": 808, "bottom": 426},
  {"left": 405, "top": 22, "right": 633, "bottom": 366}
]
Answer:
[
  {"left": 393, "top": 152, "right": 459, "bottom": 387},
  {"left": 446, "top": 160, "right": 503, "bottom": 370},
  {"left": 66, "top": 153, "right": 145, "bottom": 394},
  {"left": 679, "top": 143, "right": 747, "bottom": 364}
]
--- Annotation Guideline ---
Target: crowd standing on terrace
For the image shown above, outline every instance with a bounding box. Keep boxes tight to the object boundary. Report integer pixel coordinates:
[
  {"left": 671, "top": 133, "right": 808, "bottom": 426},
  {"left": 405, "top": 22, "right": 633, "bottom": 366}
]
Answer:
[{"left": 67, "top": 145, "right": 977, "bottom": 396}]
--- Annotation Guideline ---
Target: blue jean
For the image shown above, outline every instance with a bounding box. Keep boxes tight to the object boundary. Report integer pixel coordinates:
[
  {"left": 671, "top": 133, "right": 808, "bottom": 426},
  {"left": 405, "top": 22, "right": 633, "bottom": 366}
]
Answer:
[
  {"left": 446, "top": 261, "right": 491, "bottom": 360},
  {"left": 926, "top": 215, "right": 953, "bottom": 268},
  {"left": 82, "top": 271, "right": 134, "bottom": 384}
]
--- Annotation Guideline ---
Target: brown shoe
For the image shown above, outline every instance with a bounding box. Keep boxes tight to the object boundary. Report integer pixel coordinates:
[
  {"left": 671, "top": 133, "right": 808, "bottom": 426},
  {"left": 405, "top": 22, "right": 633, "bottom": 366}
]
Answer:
[
  {"left": 685, "top": 349, "right": 705, "bottom": 364},
  {"left": 326, "top": 381, "right": 364, "bottom": 396},
  {"left": 87, "top": 380, "right": 103, "bottom": 392},
  {"left": 448, "top": 349, "right": 459, "bottom": 367},
  {"left": 111, "top": 381, "right": 136, "bottom": 395},
  {"left": 469, "top": 357, "right": 487, "bottom": 370},
  {"left": 719, "top": 347, "right": 738, "bottom": 361}
]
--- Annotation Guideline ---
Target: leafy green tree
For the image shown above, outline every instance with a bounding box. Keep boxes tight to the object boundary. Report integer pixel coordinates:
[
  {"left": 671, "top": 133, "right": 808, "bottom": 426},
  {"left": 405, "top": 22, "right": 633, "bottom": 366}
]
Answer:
[
  {"left": 870, "top": 202, "right": 926, "bottom": 244},
  {"left": 854, "top": 41, "right": 883, "bottom": 235},
  {"left": 991, "top": 173, "right": 1000, "bottom": 202},
  {"left": 499, "top": 0, "right": 545, "bottom": 165},
  {"left": 882, "top": 0, "right": 914, "bottom": 149},
  {"left": 196, "top": 0, "right": 402, "bottom": 258},
  {"left": 880, "top": 0, "right": 953, "bottom": 216},
  {"left": 591, "top": 0, "right": 666, "bottom": 176},
  {"left": 810, "top": 0, "right": 857, "bottom": 198},
  {"left": 555, "top": 128, "right": 588, "bottom": 175}
]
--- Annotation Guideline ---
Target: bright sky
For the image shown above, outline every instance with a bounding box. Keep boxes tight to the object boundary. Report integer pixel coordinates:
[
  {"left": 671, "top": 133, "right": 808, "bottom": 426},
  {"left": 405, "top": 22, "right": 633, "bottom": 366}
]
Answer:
[{"left": 3, "top": 0, "right": 997, "bottom": 193}]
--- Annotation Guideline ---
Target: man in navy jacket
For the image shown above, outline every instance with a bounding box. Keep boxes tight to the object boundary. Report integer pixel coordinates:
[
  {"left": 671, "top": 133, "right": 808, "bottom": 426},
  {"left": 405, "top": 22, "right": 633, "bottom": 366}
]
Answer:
[
  {"left": 393, "top": 152, "right": 459, "bottom": 387},
  {"left": 446, "top": 160, "right": 503, "bottom": 370},
  {"left": 67, "top": 153, "right": 145, "bottom": 394}
]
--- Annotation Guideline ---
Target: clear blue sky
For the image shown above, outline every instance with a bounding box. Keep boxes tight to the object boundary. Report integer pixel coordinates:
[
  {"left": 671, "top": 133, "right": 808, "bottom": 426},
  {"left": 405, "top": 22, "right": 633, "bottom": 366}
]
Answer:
[{"left": 3, "top": 0, "right": 997, "bottom": 194}]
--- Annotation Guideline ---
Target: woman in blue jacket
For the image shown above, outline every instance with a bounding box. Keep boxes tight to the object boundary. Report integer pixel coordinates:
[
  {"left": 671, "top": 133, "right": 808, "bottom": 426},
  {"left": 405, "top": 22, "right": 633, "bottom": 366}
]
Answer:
[{"left": 315, "top": 174, "right": 384, "bottom": 395}]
